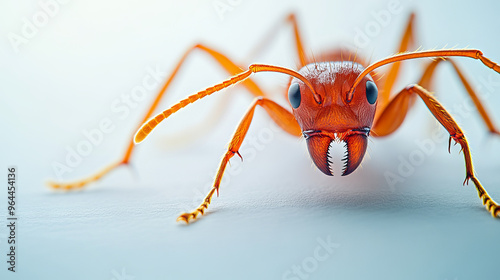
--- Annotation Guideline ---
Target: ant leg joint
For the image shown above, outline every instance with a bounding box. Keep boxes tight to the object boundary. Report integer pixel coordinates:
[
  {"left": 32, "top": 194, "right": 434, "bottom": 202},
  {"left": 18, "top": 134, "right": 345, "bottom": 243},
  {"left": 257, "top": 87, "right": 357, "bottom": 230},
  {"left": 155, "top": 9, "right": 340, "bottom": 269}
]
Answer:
[
  {"left": 463, "top": 174, "right": 473, "bottom": 186},
  {"left": 405, "top": 84, "right": 418, "bottom": 91},
  {"left": 450, "top": 132, "right": 465, "bottom": 141},
  {"left": 475, "top": 50, "right": 483, "bottom": 59}
]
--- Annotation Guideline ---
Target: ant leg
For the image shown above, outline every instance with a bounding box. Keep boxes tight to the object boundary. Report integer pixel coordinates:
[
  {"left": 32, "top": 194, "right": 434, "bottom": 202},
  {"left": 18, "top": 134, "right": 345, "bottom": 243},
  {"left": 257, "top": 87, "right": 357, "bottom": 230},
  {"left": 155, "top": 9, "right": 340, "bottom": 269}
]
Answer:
[
  {"left": 285, "top": 13, "right": 307, "bottom": 66},
  {"left": 177, "top": 97, "right": 301, "bottom": 223},
  {"left": 372, "top": 84, "right": 499, "bottom": 217},
  {"left": 417, "top": 58, "right": 500, "bottom": 135},
  {"left": 47, "top": 44, "right": 268, "bottom": 190},
  {"left": 377, "top": 13, "right": 416, "bottom": 110},
  {"left": 47, "top": 161, "right": 124, "bottom": 190},
  {"left": 247, "top": 13, "right": 308, "bottom": 67}
]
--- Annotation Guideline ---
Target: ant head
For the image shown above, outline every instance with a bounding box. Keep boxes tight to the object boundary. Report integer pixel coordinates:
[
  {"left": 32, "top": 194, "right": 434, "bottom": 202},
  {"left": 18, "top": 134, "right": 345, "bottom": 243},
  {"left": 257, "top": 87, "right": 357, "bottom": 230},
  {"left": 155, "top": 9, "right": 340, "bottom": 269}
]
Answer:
[{"left": 288, "top": 61, "right": 377, "bottom": 176}]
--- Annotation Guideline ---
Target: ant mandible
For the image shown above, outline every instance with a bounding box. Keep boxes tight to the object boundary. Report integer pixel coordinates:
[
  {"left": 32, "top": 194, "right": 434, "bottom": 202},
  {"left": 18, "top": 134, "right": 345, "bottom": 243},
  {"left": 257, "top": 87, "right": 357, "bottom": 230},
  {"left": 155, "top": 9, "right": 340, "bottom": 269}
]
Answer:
[{"left": 49, "top": 13, "right": 500, "bottom": 223}]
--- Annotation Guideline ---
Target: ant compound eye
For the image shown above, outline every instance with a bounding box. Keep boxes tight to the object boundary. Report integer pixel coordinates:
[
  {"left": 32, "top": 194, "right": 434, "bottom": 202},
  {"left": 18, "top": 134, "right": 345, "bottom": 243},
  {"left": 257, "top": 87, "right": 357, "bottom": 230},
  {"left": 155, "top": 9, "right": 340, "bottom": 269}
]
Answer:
[
  {"left": 288, "top": 83, "right": 301, "bottom": 109},
  {"left": 365, "top": 80, "right": 378, "bottom": 105}
]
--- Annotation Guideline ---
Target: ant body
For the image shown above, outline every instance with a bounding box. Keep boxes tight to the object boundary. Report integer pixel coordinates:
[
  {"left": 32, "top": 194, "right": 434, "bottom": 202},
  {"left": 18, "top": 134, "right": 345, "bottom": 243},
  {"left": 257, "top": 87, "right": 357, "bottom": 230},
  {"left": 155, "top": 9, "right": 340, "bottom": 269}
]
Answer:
[{"left": 49, "top": 13, "right": 500, "bottom": 223}]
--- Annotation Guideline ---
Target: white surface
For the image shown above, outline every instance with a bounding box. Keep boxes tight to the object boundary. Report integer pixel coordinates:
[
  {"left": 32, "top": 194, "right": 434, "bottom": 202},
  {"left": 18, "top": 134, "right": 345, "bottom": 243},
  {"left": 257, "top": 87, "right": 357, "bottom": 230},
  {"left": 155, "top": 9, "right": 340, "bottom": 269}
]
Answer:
[{"left": 1, "top": 0, "right": 500, "bottom": 279}]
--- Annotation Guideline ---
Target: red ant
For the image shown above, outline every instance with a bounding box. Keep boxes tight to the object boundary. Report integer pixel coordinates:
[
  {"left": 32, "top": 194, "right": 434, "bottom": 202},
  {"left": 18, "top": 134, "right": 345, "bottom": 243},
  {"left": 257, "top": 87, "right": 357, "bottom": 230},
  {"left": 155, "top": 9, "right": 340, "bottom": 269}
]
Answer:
[{"left": 49, "top": 13, "right": 500, "bottom": 223}]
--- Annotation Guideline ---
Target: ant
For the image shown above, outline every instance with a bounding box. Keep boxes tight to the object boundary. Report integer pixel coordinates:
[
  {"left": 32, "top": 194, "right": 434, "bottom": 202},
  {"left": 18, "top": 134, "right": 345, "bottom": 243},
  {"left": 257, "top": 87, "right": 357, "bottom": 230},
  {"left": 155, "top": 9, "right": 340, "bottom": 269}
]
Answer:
[{"left": 49, "top": 13, "right": 500, "bottom": 223}]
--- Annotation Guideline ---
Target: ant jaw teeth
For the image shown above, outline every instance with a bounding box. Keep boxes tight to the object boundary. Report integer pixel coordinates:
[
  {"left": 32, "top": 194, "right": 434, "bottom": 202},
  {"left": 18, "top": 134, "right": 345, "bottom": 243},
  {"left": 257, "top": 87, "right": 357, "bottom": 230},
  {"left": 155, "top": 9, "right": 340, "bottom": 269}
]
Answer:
[
  {"left": 341, "top": 134, "right": 368, "bottom": 176},
  {"left": 306, "top": 135, "right": 333, "bottom": 176},
  {"left": 306, "top": 131, "right": 368, "bottom": 176},
  {"left": 327, "top": 138, "right": 348, "bottom": 176}
]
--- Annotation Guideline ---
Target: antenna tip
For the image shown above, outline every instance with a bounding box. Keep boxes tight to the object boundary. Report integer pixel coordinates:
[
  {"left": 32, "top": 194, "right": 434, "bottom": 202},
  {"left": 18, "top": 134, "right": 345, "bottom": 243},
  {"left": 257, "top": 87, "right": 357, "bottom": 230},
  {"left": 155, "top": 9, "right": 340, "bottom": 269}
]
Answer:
[{"left": 134, "top": 127, "right": 149, "bottom": 144}]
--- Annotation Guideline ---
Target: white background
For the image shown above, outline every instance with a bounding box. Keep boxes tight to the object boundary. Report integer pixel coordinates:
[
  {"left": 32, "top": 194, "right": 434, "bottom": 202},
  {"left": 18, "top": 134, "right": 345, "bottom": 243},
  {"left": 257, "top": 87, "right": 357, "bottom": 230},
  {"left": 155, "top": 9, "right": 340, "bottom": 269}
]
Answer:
[{"left": 1, "top": 0, "right": 500, "bottom": 279}]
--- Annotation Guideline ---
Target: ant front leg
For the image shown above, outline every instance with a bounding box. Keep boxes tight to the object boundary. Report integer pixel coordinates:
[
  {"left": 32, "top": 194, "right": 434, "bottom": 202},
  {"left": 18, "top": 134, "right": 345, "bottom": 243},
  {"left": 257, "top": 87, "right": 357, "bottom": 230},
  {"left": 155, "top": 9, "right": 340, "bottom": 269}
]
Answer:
[
  {"left": 372, "top": 84, "right": 500, "bottom": 217},
  {"left": 177, "top": 97, "right": 301, "bottom": 223},
  {"left": 416, "top": 58, "right": 500, "bottom": 135},
  {"left": 47, "top": 44, "right": 268, "bottom": 190}
]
